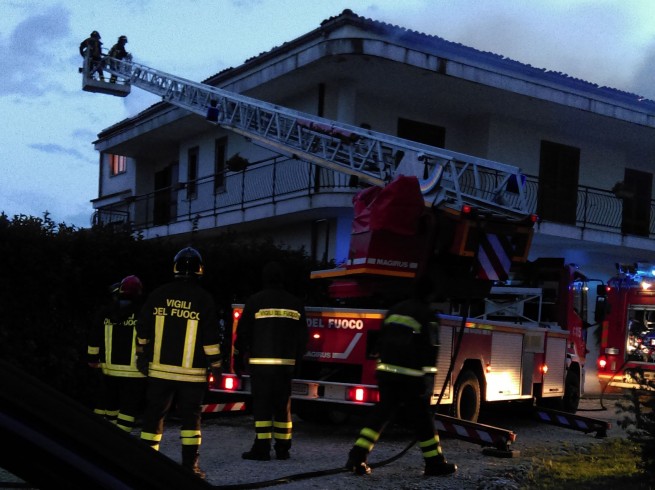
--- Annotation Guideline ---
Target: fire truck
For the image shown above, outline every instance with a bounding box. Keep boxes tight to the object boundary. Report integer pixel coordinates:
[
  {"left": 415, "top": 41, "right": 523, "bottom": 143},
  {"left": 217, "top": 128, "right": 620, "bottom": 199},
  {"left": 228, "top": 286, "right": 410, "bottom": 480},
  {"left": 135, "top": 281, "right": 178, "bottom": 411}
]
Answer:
[
  {"left": 83, "top": 51, "right": 591, "bottom": 423},
  {"left": 597, "top": 263, "right": 655, "bottom": 393}
]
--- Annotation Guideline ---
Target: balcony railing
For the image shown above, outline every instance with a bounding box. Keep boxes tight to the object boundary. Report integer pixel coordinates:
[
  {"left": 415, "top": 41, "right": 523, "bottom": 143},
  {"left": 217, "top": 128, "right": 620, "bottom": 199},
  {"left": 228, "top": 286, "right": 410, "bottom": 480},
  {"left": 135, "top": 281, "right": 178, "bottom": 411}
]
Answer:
[{"left": 94, "top": 157, "right": 655, "bottom": 239}]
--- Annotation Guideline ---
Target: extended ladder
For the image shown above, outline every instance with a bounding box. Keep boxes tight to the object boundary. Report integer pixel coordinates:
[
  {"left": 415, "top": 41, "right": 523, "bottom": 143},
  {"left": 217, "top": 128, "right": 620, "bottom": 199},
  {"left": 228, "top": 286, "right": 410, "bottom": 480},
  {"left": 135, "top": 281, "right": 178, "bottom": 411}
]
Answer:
[{"left": 88, "top": 56, "right": 531, "bottom": 219}]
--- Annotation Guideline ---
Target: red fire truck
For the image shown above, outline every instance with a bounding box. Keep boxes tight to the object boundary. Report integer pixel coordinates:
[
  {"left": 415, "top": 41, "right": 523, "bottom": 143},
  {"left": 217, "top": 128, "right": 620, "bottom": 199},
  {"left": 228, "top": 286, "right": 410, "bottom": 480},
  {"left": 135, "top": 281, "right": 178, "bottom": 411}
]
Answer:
[
  {"left": 597, "top": 263, "right": 655, "bottom": 393},
  {"left": 218, "top": 177, "right": 591, "bottom": 422},
  {"left": 83, "top": 54, "right": 591, "bottom": 423}
]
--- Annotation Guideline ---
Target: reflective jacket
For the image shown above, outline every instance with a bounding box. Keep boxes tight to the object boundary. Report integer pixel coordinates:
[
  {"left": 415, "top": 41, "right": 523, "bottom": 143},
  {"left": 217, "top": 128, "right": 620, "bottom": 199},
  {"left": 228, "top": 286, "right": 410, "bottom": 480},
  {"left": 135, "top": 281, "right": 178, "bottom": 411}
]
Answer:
[
  {"left": 375, "top": 298, "right": 439, "bottom": 377},
  {"left": 137, "top": 280, "right": 221, "bottom": 382},
  {"left": 235, "top": 286, "right": 308, "bottom": 368},
  {"left": 88, "top": 300, "right": 145, "bottom": 378}
]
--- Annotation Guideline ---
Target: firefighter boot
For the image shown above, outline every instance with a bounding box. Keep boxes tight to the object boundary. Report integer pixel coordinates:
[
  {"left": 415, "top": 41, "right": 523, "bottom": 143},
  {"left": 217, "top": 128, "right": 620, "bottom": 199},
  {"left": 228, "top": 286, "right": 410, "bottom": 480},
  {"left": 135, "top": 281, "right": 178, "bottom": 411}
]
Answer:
[
  {"left": 274, "top": 441, "right": 291, "bottom": 460},
  {"left": 182, "top": 446, "right": 206, "bottom": 479},
  {"left": 345, "top": 447, "right": 371, "bottom": 475},
  {"left": 424, "top": 455, "right": 457, "bottom": 477},
  {"left": 242, "top": 439, "right": 271, "bottom": 461}
]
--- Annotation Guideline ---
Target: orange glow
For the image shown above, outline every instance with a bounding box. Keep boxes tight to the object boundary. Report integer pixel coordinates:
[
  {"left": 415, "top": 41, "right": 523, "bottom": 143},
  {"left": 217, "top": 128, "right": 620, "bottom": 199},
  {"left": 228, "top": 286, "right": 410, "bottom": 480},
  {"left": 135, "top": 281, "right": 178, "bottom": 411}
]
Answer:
[
  {"left": 598, "top": 358, "right": 607, "bottom": 369},
  {"left": 233, "top": 310, "right": 241, "bottom": 320},
  {"left": 312, "top": 333, "right": 321, "bottom": 339},
  {"left": 540, "top": 364, "right": 549, "bottom": 374}
]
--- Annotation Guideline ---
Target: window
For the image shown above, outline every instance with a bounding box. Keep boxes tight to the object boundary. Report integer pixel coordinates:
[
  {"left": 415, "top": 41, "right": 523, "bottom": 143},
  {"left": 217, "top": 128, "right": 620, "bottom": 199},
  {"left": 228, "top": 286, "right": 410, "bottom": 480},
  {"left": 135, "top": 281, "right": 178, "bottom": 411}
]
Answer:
[
  {"left": 397, "top": 118, "right": 445, "bottom": 147},
  {"left": 621, "top": 168, "right": 652, "bottom": 237},
  {"left": 187, "top": 147, "right": 198, "bottom": 200},
  {"left": 537, "top": 141, "right": 580, "bottom": 225},
  {"left": 109, "top": 154, "right": 127, "bottom": 176},
  {"left": 214, "top": 138, "right": 227, "bottom": 193}
]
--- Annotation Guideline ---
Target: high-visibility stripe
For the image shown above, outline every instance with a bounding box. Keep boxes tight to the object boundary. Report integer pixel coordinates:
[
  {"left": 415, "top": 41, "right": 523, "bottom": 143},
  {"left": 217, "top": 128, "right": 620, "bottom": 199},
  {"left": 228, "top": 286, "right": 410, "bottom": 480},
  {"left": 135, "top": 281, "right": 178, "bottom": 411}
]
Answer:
[
  {"left": 105, "top": 323, "right": 113, "bottom": 366},
  {"left": 182, "top": 319, "right": 198, "bottom": 368},
  {"left": 255, "top": 308, "right": 301, "bottom": 320},
  {"left": 376, "top": 362, "right": 424, "bottom": 377},
  {"left": 88, "top": 346, "right": 99, "bottom": 355},
  {"left": 354, "top": 427, "right": 379, "bottom": 451},
  {"left": 102, "top": 365, "right": 146, "bottom": 378},
  {"left": 180, "top": 429, "right": 201, "bottom": 446},
  {"left": 204, "top": 344, "right": 220, "bottom": 356},
  {"left": 384, "top": 314, "right": 422, "bottom": 333},
  {"left": 249, "top": 358, "right": 296, "bottom": 366},
  {"left": 153, "top": 315, "right": 164, "bottom": 364}
]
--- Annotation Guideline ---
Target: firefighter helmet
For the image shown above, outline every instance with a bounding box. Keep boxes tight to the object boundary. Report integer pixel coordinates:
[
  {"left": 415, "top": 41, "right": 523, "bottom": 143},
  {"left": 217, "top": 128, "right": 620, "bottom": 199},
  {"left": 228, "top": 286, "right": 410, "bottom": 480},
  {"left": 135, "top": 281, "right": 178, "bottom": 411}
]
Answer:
[
  {"left": 119, "top": 275, "right": 143, "bottom": 299},
  {"left": 173, "top": 247, "right": 204, "bottom": 279},
  {"left": 90, "top": 31, "right": 100, "bottom": 39}
]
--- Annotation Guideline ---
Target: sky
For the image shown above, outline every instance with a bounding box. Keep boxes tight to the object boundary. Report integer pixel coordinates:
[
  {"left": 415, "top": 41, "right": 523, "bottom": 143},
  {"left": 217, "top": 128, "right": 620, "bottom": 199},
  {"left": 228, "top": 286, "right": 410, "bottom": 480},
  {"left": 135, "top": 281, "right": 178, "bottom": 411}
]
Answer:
[{"left": 2, "top": 0, "right": 655, "bottom": 228}]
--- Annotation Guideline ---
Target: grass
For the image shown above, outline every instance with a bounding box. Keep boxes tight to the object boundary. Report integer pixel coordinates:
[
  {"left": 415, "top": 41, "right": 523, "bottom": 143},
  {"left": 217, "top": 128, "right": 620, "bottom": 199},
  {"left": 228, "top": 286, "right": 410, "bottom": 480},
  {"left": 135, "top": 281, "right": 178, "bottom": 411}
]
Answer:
[{"left": 521, "top": 438, "right": 651, "bottom": 489}]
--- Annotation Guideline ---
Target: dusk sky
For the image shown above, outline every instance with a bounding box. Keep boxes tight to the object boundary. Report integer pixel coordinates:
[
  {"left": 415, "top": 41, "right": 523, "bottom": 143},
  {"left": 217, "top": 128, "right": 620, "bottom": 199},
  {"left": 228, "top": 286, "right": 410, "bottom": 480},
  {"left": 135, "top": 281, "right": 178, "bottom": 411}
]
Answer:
[{"left": 2, "top": 0, "right": 654, "bottom": 227}]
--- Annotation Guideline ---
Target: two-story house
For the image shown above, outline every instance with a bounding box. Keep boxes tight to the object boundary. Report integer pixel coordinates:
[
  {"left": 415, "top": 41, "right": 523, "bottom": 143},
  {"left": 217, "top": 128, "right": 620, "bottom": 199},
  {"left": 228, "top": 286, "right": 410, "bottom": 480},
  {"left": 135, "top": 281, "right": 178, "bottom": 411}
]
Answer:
[{"left": 92, "top": 9, "right": 655, "bottom": 287}]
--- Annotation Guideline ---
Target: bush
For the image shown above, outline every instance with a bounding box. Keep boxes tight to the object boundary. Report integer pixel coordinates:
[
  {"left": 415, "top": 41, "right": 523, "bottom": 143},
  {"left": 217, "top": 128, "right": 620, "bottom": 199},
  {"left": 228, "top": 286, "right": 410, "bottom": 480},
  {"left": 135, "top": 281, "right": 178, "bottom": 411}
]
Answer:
[
  {"left": 616, "top": 387, "right": 655, "bottom": 485},
  {"left": 0, "top": 213, "right": 320, "bottom": 405}
]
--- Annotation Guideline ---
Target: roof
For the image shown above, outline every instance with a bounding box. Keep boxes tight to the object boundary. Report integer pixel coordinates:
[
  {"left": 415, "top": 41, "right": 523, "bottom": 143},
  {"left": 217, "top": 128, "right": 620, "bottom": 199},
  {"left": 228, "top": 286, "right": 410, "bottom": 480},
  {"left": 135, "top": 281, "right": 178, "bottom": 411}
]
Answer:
[{"left": 97, "top": 8, "right": 655, "bottom": 139}]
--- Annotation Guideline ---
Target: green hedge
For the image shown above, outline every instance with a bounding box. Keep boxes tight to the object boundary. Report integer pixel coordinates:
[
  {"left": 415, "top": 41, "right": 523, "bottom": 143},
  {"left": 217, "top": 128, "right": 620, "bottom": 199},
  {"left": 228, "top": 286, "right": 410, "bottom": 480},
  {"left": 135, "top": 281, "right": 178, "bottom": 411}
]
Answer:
[{"left": 0, "top": 213, "right": 321, "bottom": 405}]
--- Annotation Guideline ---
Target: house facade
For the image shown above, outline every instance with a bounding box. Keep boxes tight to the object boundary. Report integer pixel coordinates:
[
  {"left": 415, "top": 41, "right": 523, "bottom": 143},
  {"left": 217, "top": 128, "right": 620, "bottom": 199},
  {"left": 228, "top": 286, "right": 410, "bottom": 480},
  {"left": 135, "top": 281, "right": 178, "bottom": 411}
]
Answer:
[{"left": 92, "top": 9, "right": 655, "bottom": 284}]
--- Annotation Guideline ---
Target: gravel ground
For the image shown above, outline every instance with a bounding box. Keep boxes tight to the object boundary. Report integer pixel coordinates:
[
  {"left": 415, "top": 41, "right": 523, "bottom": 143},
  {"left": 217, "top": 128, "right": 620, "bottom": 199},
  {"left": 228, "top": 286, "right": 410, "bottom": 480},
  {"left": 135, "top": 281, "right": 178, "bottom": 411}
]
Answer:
[
  {"left": 157, "top": 395, "right": 624, "bottom": 489},
  {"left": 0, "top": 396, "right": 623, "bottom": 489}
]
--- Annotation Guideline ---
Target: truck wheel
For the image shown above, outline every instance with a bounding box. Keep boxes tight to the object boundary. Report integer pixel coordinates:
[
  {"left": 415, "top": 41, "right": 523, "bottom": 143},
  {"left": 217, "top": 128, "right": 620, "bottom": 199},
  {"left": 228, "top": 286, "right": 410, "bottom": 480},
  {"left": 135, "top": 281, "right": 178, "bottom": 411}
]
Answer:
[
  {"left": 452, "top": 370, "right": 481, "bottom": 422},
  {"left": 561, "top": 370, "right": 580, "bottom": 413}
]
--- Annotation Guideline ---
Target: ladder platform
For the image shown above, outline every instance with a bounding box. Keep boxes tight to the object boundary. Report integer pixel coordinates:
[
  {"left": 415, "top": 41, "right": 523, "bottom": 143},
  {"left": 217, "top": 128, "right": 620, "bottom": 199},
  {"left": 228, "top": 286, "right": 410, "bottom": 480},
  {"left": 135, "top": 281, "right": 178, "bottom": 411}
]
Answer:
[{"left": 82, "top": 77, "right": 130, "bottom": 97}]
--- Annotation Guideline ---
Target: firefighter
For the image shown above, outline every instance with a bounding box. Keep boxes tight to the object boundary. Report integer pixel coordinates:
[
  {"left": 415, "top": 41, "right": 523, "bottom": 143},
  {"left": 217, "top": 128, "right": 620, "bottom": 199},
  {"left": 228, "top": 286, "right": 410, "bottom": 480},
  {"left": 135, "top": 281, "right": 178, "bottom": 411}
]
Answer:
[
  {"left": 137, "top": 247, "right": 222, "bottom": 479},
  {"left": 79, "top": 30, "right": 104, "bottom": 80},
  {"left": 345, "top": 274, "right": 457, "bottom": 477},
  {"left": 87, "top": 280, "right": 120, "bottom": 417},
  {"left": 108, "top": 35, "right": 130, "bottom": 83},
  {"left": 234, "top": 261, "right": 308, "bottom": 461},
  {"left": 87, "top": 275, "right": 146, "bottom": 431}
]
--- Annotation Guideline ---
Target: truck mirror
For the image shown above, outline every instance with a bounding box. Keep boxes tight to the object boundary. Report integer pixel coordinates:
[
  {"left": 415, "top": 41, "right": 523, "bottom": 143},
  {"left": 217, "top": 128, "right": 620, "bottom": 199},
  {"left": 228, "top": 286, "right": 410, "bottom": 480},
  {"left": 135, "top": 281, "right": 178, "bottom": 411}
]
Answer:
[{"left": 594, "top": 294, "right": 609, "bottom": 323}]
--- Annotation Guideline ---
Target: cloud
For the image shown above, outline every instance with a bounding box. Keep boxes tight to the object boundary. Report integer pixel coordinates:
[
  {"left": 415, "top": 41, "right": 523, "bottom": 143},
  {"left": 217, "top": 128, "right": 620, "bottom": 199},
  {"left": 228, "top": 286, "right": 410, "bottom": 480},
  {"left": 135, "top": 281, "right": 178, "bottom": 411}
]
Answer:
[
  {"left": 631, "top": 38, "right": 655, "bottom": 101},
  {"left": 0, "top": 4, "right": 71, "bottom": 96},
  {"left": 28, "top": 142, "right": 86, "bottom": 161}
]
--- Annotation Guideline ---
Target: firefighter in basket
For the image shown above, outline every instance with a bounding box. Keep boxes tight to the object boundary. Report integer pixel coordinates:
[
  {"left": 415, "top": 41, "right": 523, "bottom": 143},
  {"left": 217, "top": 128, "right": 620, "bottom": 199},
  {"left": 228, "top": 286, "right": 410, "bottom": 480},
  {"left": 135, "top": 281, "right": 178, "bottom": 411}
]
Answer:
[
  {"left": 345, "top": 274, "right": 457, "bottom": 477},
  {"left": 79, "top": 30, "right": 104, "bottom": 80},
  {"left": 108, "top": 35, "right": 131, "bottom": 83},
  {"left": 234, "top": 261, "right": 308, "bottom": 461},
  {"left": 137, "top": 247, "right": 222, "bottom": 479}
]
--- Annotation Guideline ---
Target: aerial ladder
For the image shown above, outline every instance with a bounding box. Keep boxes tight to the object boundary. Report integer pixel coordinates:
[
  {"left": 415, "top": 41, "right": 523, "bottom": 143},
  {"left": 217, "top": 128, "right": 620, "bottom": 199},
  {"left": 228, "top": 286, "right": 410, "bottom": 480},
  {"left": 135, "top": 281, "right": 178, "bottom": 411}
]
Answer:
[{"left": 82, "top": 53, "right": 531, "bottom": 221}]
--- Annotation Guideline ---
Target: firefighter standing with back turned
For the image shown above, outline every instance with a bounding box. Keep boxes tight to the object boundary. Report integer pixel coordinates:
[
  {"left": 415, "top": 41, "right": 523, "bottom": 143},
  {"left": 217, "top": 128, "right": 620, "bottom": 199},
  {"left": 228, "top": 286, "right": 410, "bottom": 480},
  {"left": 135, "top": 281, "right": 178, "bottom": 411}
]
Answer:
[
  {"left": 137, "top": 247, "right": 222, "bottom": 479},
  {"left": 87, "top": 275, "right": 145, "bottom": 430},
  {"left": 345, "top": 274, "right": 457, "bottom": 477},
  {"left": 234, "top": 261, "right": 308, "bottom": 461}
]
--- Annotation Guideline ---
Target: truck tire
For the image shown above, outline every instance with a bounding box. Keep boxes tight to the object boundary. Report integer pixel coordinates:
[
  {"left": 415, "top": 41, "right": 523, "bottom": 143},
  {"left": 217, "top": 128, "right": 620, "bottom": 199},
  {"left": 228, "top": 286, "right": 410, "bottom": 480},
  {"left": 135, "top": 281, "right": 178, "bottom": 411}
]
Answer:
[
  {"left": 452, "top": 370, "right": 481, "bottom": 422},
  {"left": 561, "top": 369, "right": 580, "bottom": 413}
]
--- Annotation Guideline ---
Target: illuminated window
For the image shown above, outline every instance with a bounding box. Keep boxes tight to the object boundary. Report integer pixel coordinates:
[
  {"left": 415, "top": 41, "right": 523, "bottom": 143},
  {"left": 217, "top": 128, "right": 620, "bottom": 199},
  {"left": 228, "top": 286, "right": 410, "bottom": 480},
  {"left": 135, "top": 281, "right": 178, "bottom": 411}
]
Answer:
[{"left": 109, "top": 154, "right": 127, "bottom": 176}]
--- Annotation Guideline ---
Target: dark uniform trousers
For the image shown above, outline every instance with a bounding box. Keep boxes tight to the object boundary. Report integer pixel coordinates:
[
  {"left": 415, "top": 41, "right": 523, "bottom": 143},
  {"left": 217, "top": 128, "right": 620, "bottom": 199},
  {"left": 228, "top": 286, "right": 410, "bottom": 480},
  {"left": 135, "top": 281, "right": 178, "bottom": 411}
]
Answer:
[
  {"left": 351, "top": 372, "right": 443, "bottom": 463},
  {"left": 140, "top": 377, "right": 206, "bottom": 461},
  {"left": 102, "top": 376, "right": 146, "bottom": 432},
  {"left": 250, "top": 365, "right": 294, "bottom": 452}
]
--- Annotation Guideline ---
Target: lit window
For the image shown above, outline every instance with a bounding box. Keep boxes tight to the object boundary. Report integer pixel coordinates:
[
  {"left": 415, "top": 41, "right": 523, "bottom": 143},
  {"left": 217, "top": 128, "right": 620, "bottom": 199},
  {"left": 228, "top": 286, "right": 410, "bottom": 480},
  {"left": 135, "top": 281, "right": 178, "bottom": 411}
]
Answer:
[{"left": 109, "top": 154, "right": 127, "bottom": 176}]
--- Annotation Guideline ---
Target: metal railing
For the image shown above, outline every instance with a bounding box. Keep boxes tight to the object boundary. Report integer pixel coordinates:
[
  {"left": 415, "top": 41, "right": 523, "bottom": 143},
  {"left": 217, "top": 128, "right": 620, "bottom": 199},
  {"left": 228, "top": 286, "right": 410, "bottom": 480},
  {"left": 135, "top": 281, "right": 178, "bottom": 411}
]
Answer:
[{"left": 93, "top": 157, "right": 655, "bottom": 239}]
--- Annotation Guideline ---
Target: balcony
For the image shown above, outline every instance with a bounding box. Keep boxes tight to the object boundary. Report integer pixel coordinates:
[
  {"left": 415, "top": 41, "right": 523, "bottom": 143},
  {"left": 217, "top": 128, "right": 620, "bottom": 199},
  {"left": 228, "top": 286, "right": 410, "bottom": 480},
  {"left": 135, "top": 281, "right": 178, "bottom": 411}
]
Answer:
[{"left": 93, "top": 156, "right": 655, "bottom": 244}]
